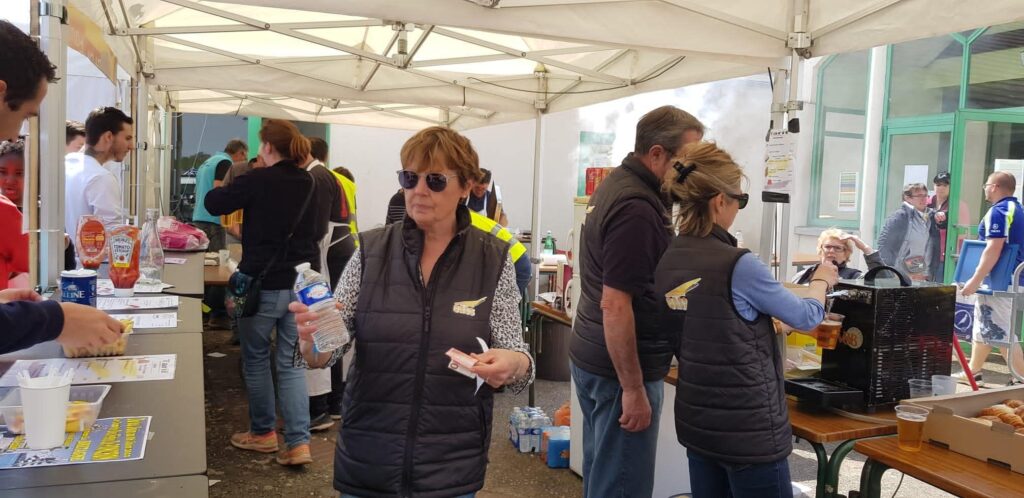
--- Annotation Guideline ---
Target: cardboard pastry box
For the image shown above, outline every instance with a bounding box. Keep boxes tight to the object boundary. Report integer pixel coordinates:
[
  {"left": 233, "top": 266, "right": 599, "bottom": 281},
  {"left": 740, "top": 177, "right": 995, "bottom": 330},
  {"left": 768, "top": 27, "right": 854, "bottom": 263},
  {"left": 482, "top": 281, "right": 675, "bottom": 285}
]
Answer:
[{"left": 909, "top": 385, "right": 1024, "bottom": 474}]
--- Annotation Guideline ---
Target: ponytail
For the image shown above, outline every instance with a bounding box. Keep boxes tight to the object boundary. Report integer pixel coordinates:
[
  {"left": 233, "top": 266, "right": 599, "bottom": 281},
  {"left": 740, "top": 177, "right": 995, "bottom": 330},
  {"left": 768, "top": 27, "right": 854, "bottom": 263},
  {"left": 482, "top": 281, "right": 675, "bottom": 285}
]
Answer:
[{"left": 259, "top": 119, "right": 309, "bottom": 162}]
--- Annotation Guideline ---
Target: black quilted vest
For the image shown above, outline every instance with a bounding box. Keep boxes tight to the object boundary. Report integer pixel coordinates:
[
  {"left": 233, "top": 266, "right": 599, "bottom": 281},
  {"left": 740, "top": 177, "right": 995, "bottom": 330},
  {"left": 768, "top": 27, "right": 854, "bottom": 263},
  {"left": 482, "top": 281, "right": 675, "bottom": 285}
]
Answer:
[
  {"left": 569, "top": 154, "right": 674, "bottom": 381},
  {"left": 333, "top": 206, "right": 509, "bottom": 497},
  {"left": 654, "top": 226, "right": 792, "bottom": 464}
]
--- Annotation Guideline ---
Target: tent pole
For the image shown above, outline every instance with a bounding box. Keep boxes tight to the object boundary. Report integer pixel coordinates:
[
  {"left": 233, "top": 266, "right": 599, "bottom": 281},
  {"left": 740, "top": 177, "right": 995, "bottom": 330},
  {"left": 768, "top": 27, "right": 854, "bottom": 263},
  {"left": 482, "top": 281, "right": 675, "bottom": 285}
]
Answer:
[
  {"left": 38, "top": 0, "right": 68, "bottom": 288},
  {"left": 529, "top": 109, "right": 544, "bottom": 297},
  {"left": 134, "top": 74, "right": 150, "bottom": 220}
]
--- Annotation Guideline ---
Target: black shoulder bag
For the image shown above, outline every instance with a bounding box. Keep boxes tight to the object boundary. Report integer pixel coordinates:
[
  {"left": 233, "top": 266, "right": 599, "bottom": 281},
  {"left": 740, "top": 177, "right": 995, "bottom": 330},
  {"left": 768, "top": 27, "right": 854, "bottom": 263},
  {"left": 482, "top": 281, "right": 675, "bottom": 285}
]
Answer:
[{"left": 229, "top": 182, "right": 316, "bottom": 319}]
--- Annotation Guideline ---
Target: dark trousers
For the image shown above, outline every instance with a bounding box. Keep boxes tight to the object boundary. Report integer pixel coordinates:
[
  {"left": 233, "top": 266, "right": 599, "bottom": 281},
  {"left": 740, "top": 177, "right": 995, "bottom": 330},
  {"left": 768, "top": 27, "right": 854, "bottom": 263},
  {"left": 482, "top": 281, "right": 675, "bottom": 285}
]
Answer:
[
  {"left": 194, "top": 221, "right": 227, "bottom": 318},
  {"left": 309, "top": 358, "right": 344, "bottom": 417},
  {"left": 687, "top": 451, "right": 793, "bottom": 498}
]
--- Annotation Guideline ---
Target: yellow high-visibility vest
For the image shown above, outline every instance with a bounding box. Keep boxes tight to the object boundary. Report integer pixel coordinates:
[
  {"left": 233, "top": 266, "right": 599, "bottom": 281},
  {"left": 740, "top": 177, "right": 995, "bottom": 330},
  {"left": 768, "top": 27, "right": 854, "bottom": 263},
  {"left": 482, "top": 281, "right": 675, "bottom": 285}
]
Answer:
[
  {"left": 469, "top": 211, "right": 526, "bottom": 262},
  {"left": 330, "top": 169, "right": 359, "bottom": 246}
]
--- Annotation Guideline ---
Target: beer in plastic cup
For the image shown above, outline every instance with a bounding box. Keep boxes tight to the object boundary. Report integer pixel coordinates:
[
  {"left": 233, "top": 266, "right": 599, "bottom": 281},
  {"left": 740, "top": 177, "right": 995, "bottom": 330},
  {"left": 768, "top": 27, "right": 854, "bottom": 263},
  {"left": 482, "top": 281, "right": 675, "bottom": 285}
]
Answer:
[
  {"left": 894, "top": 405, "right": 929, "bottom": 452},
  {"left": 814, "top": 313, "right": 844, "bottom": 350}
]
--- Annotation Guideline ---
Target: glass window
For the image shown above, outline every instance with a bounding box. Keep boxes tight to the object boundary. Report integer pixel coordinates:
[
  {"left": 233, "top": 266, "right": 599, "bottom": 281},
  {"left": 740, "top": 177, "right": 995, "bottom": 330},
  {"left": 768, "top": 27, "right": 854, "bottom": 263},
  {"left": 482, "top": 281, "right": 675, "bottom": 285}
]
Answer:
[
  {"left": 966, "top": 22, "right": 1024, "bottom": 110},
  {"left": 882, "top": 132, "right": 952, "bottom": 217},
  {"left": 811, "top": 51, "right": 869, "bottom": 226},
  {"left": 889, "top": 35, "right": 962, "bottom": 118}
]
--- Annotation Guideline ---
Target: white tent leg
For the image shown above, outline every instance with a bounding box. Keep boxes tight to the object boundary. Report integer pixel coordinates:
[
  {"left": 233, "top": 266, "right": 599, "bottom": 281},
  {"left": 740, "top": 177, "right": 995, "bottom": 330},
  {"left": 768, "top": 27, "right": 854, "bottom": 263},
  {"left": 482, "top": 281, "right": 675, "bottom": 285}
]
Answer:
[
  {"left": 857, "top": 46, "right": 888, "bottom": 246},
  {"left": 38, "top": 0, "right": 68, "bottom": 288},
  {"left": 134, "top": 75, "right": 150, "bottom": 219},
  {"left": 160, "top": 106, "right": 172, "bottom": 215},
  {"left": 758, "top": 69, "right": 789, "bottom": 269},
  {"left": 529, "top": 109, "right": 544, "bottom": 298}
]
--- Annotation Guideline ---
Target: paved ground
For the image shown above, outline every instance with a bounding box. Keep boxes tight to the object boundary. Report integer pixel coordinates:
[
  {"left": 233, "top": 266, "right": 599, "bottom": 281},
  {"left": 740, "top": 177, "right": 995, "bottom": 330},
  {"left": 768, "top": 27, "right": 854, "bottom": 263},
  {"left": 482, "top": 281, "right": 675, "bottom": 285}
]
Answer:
[{"left": 202, "top": 325, "right": 1016, "bottom": 497}]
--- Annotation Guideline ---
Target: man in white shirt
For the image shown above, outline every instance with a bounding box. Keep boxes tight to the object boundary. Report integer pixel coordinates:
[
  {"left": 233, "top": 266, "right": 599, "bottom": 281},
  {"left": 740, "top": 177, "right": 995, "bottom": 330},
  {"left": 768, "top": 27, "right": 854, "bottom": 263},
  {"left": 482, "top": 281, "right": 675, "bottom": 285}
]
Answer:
[{"left": 65, "top": 107, "right": 133, "bottom": 233}]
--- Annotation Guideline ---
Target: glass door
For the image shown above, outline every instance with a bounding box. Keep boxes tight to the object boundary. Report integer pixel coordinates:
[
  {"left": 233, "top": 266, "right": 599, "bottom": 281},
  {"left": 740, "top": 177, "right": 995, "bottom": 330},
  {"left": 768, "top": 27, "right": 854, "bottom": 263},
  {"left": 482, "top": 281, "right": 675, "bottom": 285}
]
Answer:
[{"left": 946, "top": 113, "right": 1024, "bottom": 279}]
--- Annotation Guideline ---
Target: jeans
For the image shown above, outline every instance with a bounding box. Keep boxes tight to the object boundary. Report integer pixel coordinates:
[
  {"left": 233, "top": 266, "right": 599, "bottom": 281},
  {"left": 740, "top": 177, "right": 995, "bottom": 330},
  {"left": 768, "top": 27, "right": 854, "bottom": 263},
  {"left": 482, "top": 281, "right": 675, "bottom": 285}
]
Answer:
[
  {"left": 571, "top": 363, "right": 663, "bottom": 498},
  {"left": 238, "top": 289, "right": 309, "bottom": 448},
  {"left": 687, "top": 451, "right": 793, "bottom": 498}
]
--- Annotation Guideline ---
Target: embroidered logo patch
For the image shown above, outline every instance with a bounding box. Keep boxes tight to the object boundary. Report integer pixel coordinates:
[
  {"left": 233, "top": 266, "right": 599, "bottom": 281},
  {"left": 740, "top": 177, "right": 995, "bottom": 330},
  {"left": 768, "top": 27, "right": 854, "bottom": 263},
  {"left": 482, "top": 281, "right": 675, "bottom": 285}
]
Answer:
[
  {"left": 665, "top": 278, "right": 701, "bottom": 311},
  {"left": 453, "top": 297, "right": 487, "bottom": 317}
]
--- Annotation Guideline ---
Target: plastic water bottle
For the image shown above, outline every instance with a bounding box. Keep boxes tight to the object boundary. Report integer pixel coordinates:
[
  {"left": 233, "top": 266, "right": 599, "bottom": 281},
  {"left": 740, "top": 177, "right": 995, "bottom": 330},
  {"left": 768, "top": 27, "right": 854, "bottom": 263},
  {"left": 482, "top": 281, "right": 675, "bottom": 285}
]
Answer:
[
  {"left": 138, "top": 208, "right": 165, "bottom": 284},
  {"left": 734, "top": 230, "right": 744, "bottom": 248},
  {"left": 294, "top": 263, "right": 350, "bottom": 353},
  {"left": 542, "top": 231, "right": 555, "bottom": 255}
]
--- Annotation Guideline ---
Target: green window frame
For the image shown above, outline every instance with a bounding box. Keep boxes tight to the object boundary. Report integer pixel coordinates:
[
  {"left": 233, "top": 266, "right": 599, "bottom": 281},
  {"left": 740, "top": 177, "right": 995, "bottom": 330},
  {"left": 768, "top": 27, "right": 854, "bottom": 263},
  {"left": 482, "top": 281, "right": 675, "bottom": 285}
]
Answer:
[{"left": 807, "top": 51, "right": 871, "bottom": 228}]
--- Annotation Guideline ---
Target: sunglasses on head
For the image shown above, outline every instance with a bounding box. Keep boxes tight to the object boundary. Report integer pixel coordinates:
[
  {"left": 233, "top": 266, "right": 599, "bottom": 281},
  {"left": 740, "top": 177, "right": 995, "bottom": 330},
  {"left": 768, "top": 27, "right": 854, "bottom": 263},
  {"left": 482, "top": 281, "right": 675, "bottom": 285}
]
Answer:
[
  {"left": 727, "top": 192, "right": 749, "bottom": 209},
  {"left": 397, "top": 170, "right": 458, "bottom": 193}
]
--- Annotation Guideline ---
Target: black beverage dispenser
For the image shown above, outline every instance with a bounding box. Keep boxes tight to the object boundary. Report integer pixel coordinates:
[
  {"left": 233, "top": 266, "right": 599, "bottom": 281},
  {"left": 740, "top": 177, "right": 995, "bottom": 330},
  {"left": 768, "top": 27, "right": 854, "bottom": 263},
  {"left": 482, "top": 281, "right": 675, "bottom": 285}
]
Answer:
[{"left": 786, "top": 267, "right": 956, "bottom": 412}]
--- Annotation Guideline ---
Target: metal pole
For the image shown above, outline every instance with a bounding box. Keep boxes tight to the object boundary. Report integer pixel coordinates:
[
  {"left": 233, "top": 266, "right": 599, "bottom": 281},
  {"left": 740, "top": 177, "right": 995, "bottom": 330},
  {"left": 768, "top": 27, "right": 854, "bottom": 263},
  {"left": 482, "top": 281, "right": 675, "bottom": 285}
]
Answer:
[
  {"left": 38, "top": 0, "right": 68, "bottom": 288},
  {"left": 758, "top": 69, "right": 788, "bottom": 269},
  {"left": 134, "top": 74, "right": 150, "bottom": 218}
]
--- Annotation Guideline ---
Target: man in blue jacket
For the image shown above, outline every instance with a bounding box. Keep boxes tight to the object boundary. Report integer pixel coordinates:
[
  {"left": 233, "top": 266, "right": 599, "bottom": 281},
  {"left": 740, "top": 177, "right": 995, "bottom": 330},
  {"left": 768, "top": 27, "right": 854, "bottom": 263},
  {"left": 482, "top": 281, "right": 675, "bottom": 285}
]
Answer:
[{"left": 0, "top": 20, "right": 123, "bottom": 354}]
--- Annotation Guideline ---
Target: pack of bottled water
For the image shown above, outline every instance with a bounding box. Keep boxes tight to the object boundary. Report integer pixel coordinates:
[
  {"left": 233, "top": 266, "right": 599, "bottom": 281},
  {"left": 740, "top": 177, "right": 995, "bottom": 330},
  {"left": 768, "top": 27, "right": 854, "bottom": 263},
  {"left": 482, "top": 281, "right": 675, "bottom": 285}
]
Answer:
[{"left": 508, "top": 407, "right": 551, "bottom": 453}]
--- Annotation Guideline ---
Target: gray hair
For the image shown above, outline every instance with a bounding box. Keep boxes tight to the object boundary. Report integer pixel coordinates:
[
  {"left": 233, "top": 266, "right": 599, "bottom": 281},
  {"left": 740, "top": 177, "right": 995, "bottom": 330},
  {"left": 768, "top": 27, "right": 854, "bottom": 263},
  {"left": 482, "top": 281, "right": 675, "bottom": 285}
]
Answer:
[{"left": 634, "top": 105, "right": 705, "bottom": 156}]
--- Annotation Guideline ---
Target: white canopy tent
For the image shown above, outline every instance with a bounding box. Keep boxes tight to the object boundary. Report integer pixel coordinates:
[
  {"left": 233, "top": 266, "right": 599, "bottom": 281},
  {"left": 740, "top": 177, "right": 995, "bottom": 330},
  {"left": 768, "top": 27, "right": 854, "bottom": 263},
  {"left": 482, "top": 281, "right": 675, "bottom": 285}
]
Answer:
[{"left": 26, "top": 0, "right": 1024, "bottom": 286}]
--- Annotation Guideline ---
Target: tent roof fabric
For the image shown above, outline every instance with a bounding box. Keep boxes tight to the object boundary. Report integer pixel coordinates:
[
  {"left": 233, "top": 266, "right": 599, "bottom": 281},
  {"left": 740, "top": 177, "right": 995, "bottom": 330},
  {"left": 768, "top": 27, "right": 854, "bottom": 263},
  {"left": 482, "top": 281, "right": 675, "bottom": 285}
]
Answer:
[{"left": 74, "top": 0, "right": 1024, "bottom": 130}]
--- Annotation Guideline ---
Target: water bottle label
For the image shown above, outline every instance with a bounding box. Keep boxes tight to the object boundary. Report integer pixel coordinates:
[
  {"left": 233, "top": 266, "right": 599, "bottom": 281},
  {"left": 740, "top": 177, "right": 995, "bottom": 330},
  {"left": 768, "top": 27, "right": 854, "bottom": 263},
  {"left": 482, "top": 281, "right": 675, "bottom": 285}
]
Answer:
[{"left": 298, "top": 282, "right": 332, "bottom": 305}]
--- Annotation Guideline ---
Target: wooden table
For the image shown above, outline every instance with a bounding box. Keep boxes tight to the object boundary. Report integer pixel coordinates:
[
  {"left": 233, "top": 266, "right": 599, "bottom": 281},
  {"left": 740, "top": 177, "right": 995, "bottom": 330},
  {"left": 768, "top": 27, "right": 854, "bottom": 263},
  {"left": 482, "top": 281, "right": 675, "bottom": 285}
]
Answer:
[
  {"left": 7, "top": 475, "right": 209, "bottom": 498},
  {"left": 789, "top": 399, "right": 897, "bottom": 498},
  {"left": 203, "top": 263, "right": 233, "bottom": 287},
  {"left": 0, "top": 333, "right": 207, "bottom": 490},
  {"left": 161, "top": 252, "right": 205, "bottom": 297},
  {"left": 527, "top": 302, "right": 572, "bottom": 405},
  {"left": 853, "top": 437, "right": 1024, "bottom": 498}
]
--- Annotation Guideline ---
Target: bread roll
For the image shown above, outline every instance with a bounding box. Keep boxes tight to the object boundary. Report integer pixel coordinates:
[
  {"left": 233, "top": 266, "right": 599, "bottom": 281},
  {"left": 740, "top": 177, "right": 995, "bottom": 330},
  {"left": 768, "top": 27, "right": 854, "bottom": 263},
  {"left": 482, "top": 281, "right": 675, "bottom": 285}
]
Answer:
[
  {"left": 979, "top": 405, "right": 1014, "bottom": 417},
  {"left": 998, "top": 412, "right": 1024, "bottom": 428},
  {"left": 1003, "top": 399, "right": 1024, "bottom": 409}
]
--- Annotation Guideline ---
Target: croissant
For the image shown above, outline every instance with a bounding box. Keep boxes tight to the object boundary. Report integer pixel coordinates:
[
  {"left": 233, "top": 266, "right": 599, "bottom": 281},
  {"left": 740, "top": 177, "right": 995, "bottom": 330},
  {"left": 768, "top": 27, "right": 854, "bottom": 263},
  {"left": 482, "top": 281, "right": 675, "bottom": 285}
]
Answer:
[
  {"left": 979, "top": 405, "right": 1014, "bottom": 417},
  {"left": 998, "top": 413, "right": 1024, "bottom": 428},
  {"left": 1016, "top": 406, "right": 1024, "bottom": 417},
  {"left": 1003, "top": 399, "right": 1024, "bottom": 409}
]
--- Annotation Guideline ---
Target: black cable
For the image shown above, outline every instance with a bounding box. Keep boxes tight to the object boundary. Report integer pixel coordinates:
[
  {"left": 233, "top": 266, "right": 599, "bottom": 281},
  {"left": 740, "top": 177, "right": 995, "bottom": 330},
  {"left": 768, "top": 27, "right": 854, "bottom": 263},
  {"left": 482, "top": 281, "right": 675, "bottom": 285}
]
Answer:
[
  {"left": 465, "top": 57, "right": 686, "bottom": 96},
  {"left": 891, "top": 472, "right": 905, "bottom": 498},
  {"left": 768, "top": 68, "right": 774, "bottom": 92}
]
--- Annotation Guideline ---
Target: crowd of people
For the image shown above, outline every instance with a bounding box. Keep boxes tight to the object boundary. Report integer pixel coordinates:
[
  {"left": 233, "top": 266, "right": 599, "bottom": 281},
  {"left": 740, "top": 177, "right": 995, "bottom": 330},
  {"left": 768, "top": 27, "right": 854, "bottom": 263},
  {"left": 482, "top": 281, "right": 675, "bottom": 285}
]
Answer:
[{"left": 3, "top": 16, "right": 1024, "bottom": 498}]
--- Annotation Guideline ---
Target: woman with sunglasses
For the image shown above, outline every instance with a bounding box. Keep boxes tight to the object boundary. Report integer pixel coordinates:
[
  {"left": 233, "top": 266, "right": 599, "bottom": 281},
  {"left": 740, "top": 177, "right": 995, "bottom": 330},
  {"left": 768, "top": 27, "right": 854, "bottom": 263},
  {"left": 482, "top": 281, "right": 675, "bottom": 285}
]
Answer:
[
  {"left": 654, "top": 142, "right": 835, "bottom": 498},
  {"left": 792, "top": 228, "right": 883, "bottom": 284},
  {"left": 288, "top": 126, "right": 533, "bottom": 498}
]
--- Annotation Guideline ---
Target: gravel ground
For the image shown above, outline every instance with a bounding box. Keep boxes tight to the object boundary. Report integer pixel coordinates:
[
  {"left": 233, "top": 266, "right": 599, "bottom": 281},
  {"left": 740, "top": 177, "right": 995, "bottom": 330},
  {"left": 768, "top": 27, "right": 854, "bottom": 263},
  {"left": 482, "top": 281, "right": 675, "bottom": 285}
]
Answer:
[{"left": 202, "top": 326, "right": 1017, "bottom": 497}]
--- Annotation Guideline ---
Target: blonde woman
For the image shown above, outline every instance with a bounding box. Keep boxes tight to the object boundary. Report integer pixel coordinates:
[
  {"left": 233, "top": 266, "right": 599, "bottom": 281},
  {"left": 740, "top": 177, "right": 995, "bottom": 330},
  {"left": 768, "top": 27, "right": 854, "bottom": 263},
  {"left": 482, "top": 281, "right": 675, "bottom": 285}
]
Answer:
[
  {"left": 654, "top": 142, "right": 835, "bottom": 497},
  {"left": 792, "top": 228, "right": 883, "bottom": 284}
]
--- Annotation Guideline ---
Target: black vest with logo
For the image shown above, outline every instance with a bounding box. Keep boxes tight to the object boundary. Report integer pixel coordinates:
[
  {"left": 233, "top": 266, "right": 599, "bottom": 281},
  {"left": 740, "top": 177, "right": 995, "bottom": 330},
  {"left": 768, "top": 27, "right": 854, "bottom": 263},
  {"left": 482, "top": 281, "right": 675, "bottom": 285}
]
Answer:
[
  {"left": 333, "top": 206, "right": 509, "bottom": 497},
  {"left": 569, "top": 154, "right": 674, "bottom": 381},
  {"left": 655, "top": 227, "right": 792, "bottom": 464}
]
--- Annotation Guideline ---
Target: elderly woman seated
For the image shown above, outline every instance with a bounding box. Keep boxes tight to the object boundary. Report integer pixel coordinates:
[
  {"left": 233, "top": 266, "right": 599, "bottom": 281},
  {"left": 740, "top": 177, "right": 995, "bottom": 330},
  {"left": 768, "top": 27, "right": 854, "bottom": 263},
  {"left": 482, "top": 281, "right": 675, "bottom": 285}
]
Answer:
[{"left": 792, "top": 228, "right": 883, "bottom": 284}]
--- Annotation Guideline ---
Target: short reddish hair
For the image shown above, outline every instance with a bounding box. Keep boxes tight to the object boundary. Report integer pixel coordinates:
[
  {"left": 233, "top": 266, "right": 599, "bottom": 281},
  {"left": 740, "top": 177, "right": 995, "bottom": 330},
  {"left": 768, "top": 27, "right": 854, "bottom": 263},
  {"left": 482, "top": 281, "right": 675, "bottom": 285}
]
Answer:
[{"left": 400, "top": 126, "right": 481, "bottom": 188}]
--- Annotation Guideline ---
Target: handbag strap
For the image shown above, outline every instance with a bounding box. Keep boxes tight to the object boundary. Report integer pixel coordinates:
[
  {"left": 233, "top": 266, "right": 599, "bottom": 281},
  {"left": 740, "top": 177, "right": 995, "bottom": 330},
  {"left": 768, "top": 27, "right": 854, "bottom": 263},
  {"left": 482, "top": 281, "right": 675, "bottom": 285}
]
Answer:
[{"left": 257, "top": 176, "right": 317, "bottom": 279}]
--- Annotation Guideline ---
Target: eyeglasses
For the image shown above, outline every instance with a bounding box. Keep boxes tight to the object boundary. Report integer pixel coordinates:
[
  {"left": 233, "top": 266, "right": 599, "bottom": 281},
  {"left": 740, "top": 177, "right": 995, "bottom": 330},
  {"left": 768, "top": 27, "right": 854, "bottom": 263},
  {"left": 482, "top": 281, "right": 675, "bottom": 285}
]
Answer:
[
  {"left": 397, "top": 170, "right": 458, "bottom": 193},
  {"left": 907, "top": 194, "right": 928, "bottom": 199},
  {"left": 727, "top": 192, "right": 749, "bottom": 209},
  {"left": 822, "top": 244, "right": 847, "bottom": 253}
]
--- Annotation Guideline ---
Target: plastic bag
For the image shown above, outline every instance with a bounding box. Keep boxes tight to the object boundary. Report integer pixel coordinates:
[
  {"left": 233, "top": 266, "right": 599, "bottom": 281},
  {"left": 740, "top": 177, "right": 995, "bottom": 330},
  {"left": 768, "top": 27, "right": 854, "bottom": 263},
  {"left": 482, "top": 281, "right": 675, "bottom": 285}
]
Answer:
[
  {"left": 157, "top": 216, "right": 210, "bottom": 251},
  {"left": 954, "top": 290, "right": 975, "bottom": 342}
]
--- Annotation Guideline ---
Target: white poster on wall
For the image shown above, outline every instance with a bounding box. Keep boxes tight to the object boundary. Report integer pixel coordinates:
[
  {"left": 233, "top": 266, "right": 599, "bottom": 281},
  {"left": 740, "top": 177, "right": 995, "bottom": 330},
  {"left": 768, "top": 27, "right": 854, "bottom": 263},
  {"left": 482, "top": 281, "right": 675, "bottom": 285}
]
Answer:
[
  {"left": 995, "top": 159, "right": 1024, "bottom": 201},
  {"left": 837, "top": 172, "right": 859, "bottom": 212},
  {"left": 763, "top": 130, "right": 794, "bottom": 194},
  {"left": 902, "top": 165, "right": 930, "bottom": 188}
]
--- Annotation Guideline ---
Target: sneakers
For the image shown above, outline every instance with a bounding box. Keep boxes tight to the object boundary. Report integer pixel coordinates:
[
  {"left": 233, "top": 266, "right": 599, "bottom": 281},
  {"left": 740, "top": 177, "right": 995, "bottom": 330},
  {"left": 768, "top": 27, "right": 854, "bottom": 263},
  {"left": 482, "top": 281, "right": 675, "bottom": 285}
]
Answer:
[
  {"left": 952, "top": 371, "right": 983, "bottom": 383},
  {"left": 276, "top": 443, "right": 312, "bottom": 466},
  {"left": 230, "top": 431, "right": 279, "bottom": 453},
  {"left": 310, "top": 412, "right": 335, "bottom": 432}
]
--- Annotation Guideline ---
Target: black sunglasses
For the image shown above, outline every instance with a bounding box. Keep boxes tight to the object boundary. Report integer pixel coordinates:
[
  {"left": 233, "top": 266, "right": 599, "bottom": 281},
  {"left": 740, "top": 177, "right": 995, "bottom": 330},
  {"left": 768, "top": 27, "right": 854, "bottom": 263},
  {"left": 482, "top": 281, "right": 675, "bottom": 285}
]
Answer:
[
  {"left": 397, "top": 170, "right": 458, "bottom": 193},
  {"left": 727, "top": 192, "right": 749, "bottom": 209}
]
